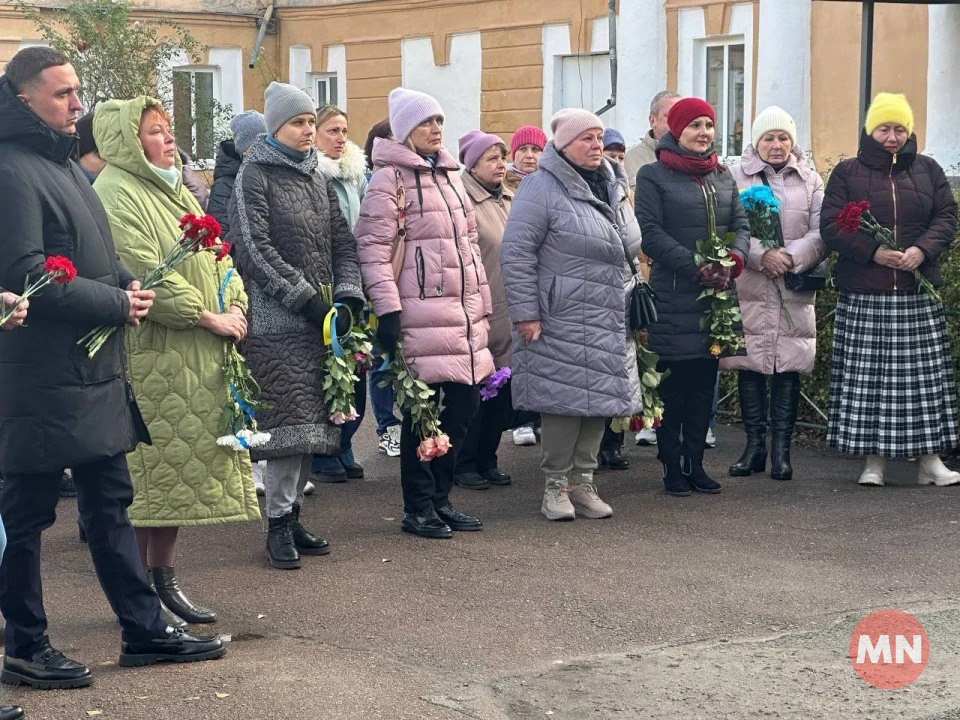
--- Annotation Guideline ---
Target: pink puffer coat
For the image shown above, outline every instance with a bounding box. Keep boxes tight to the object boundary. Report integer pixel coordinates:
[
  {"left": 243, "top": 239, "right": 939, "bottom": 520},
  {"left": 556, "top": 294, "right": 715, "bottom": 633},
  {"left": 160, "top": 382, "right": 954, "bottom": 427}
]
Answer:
[
  {"left": 721, "top": 145, "right": 826, "bottom": 375},
  {"left": 356, "top": 139, "right": 494, "bottom": 385}
]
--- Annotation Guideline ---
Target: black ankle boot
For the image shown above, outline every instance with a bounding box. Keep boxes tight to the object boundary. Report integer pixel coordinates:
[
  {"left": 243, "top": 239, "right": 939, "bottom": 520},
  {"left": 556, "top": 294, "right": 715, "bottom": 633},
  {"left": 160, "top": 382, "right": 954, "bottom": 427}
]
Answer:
[
  {"left": 683, "top": 457, "right": 722, "bottom": 494},
  {"left": 661, "top": 461, "right": 692, "bottom": 497},
  {"left": 147, "top": 571, "right": 188, "bottom": 630},
  {"left": 770, "top": 372, "right": 800, "bottom": 480},
  {"left": 290, "top": 502, "right": 330, "bottom": 555},
  {"left": 729, "top": 371, "right": 767, "bottom": 476},
  {"left": 598, "top": 447, "right": 630, "bottom": 470},
  {"left": 267, "top": 514, "right": 301, "bottom": 569},
  {"left": 151, "top": 567, "right": 216, "bottom": 624}
]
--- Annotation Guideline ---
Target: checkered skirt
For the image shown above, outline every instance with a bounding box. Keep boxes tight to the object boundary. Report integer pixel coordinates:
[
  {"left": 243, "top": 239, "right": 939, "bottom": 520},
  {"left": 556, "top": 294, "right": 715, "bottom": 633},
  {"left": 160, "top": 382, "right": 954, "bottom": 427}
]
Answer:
[{"left": 827, "top": 292, "right": 959, "bottom": 457}]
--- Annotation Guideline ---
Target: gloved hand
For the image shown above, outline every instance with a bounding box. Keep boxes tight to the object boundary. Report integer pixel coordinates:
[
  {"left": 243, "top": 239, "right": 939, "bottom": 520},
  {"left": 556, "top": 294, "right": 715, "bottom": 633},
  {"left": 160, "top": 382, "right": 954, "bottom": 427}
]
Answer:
[
  {"left": 694, "top": 262, "right": 733, "bottom": 290},
  {"left": 335, "top": 298, "right": 364, "bottom": 337},
  {"left": 376, "top": 311, "right": 401, "bottom": 358},
  {"left": 303, "top": 295, "right": 333, "bottom": 329}
]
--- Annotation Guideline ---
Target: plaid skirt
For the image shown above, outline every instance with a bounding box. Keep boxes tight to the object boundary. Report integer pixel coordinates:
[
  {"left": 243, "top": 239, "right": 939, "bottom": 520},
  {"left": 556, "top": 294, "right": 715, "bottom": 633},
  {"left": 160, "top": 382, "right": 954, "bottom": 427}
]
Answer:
[{"left": 827, "top": 292, "right": 959, "bottom": 457}]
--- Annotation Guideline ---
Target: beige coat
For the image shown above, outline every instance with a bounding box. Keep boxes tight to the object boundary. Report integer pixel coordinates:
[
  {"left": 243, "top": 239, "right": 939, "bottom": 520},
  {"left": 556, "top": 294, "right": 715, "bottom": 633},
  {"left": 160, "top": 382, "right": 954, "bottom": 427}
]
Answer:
[
  {"left": 462, "top": 172, "right": 512, "bottom": 368},
  {"left": 624, "top": 132, "right": 657, "bottom": 189}
]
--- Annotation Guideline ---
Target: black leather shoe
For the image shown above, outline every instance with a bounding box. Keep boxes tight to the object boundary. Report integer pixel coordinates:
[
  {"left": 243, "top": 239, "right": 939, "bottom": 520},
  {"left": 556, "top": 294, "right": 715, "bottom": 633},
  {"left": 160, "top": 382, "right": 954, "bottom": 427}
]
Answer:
[
  {"left": 683, "top": 458, "right": 722, "bottom": 494},
  {"left": 1, "top": 646, "right": 92, "bottom": 689},
  {"left": 0, "top": 705, "right": 24, "bottom": 720},
  {"left": 401, "top": 507, "right": 453, "bottom": 539},
  {"left": 661, "top": 462, "right": 692, "bottom": 497},
  {"left": 482, "top": 468, "right": 512, "bottom": 486},
  {"left": 267, "top": 514, "right": 301, "bottom": 569},
  {"left": 152, "top": 567, "right": 216, "bottom": 624},
  {"left": 58, "top": 471, "right": 76, "bottom": 498},
  {"left": 598, "top": 448, "right": 630, "bottom": 470},
  {"left": 435, "top": 504, "right": 483, "bottom": 532},
  {"left": 341, "top": 458, "right": 364, "bottom": 480},
  {"left": 312, "top": 457, "right": 347, "bottom": 484},
  {"left": 454, "top": 472, "right": 490, "bottom": 490},
  {"left": 291, "top": 502, "right": 330, "bottom": 556},
  {"left": 118, "top": 627, "right": 225, "bottom": 667}
]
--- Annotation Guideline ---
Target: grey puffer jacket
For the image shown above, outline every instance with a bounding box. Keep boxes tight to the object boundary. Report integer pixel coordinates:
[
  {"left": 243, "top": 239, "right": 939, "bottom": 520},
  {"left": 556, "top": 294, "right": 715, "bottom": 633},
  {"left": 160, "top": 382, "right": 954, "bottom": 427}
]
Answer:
[
  {"left": 635, "top": 133, "right": 750, "bottom": 362},
  {"left": 501, "top": 143, "right": 643, "bottom": 418},
  {"left": 229, "top": 136, "right": 364, "bottom": 460}
]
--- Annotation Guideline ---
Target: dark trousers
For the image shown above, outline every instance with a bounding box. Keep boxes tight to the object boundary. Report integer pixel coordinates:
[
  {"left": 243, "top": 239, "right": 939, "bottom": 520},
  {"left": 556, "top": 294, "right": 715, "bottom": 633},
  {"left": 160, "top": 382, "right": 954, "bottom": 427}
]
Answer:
[
  {"left": 601, "top": 419, "right": 624, "bottom": 452},
  {"left": 400, "top": 382, "right": 480, "bottom": 513},
  {"left": 656, "top": 358, "right": 719, "bottom": 466},
  {"left": 0, "top": 453, "right": 166, "bottom": 657},
  {"left": 339, "top": 373, "right": 368, "bottom": 453},
  {"left": 457, "top": 379, "right": 514, "bottom": 475}
]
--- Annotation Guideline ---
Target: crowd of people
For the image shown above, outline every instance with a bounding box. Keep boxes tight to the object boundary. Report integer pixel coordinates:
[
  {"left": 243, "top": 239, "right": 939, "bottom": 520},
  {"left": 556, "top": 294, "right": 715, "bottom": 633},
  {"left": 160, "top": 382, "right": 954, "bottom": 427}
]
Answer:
[{"left": 0, "top": 43, "right": 957, "bottom": 717}]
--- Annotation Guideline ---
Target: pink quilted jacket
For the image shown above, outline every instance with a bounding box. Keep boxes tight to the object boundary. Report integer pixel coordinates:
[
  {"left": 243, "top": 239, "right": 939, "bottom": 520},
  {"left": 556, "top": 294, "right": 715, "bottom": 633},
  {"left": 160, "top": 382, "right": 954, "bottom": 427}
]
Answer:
[{"left": 355, "top": 139, "right": 494, "bottom": 385}]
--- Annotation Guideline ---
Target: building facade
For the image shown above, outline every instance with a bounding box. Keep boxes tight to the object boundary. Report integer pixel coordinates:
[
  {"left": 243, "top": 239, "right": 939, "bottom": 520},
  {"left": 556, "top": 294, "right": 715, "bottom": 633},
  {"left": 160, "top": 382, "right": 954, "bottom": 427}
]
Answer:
[{"left": 2, "top": 0, "right": 957, "bottom": 169}]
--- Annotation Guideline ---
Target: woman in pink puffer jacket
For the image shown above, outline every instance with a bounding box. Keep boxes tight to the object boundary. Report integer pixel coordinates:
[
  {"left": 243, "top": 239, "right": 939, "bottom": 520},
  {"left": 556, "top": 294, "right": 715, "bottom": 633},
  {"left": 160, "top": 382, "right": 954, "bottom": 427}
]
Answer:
[
  {"left": 355, "top": 88, "right": 493, "bottom": 540},
  {"left": 721, "top": 107, "right": 826, "bottom": 484}
]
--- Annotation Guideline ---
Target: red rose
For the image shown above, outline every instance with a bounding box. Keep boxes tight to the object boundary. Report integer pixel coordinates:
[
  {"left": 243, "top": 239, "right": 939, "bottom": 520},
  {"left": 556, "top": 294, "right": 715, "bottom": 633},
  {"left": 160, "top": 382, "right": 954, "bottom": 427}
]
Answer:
[
  {"left": 652, "top": 417, "right": 662, "bottom": 430},
  {"left": 214, "top": 243, "right": 231, "bottom": 261},
  {"left": 629, "top": 416, "right": 642, "bottom": 433},
  {"left": 43, "top": 255, "right": 77, "bottom": 284},
  {"left": 836, "top": 201, "right": 866, "bottom": 234}
]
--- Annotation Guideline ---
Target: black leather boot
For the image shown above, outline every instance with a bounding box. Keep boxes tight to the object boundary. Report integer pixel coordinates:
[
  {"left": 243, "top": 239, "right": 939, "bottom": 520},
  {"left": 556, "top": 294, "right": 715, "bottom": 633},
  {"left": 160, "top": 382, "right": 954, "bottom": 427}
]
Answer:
[
  {"left": 683, "top": 457, "right": 722, "bottom": 494},
  {"left": 770, "top": 372, "right": 800, "bottom": 481},
  {"left": 267, "top": 514, "right": 301, "bottom": 569},
  {"left": 598, "top": 447, "right": 630, "bottom": 470},
  {"left": 147, "top": 569, "right": 188, "bottom": 630},
  {"left": 0, "top": 705, "right": 24, "bottom": 720},
  {"left": 152, "top": 567, "right": 216, "bottom": 624},
  {"left": 729, "top": 371, "right": 768, "bottom": 477},
  {"left": 290, "top": 502, "right": 330, "bottom": 555}
]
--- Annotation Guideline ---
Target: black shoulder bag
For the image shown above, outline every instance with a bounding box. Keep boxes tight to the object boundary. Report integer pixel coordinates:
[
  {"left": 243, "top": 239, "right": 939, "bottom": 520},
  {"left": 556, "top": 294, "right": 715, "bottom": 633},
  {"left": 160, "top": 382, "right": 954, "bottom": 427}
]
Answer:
[
  {"left": 619, "top": 236, "right": 658, "bottom": 330},
  {"left": 758, "top": 174, "right": 830, "bottom": 292}
]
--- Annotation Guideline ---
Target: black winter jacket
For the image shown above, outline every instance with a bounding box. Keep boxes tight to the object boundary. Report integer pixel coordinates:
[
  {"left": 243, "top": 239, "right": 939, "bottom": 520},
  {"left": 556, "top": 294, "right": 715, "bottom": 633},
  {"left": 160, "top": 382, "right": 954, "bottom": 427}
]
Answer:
[
  {"left": 229, "top": 137, "right": 364, "bottom": 460},
  {"left": 635, "top": 133, "right": 751, "bottom": 362},
  {"left": 207, "top": 139, "right": 241, "bottom": 239},
  {"left": 0, "top": 76, "right": 140, "bottom": 473},
  {"left": 821, "top": 132, "right": 957, "bottom": 294}
]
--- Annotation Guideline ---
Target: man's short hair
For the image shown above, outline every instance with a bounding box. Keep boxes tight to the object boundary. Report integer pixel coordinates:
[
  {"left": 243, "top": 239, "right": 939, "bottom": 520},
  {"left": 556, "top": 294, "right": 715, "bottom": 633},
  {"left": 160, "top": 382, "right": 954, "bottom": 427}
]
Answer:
[
  {"left": 649, "top": 90, "right": 681, "bottom": 117},
  {"left": 4, "top": 46, "right": 70, "bottom": 94}
]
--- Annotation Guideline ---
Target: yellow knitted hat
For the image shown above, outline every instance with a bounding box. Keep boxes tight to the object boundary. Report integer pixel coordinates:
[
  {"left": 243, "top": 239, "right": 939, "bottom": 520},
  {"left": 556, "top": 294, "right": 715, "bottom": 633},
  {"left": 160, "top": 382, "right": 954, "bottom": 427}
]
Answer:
[{"left": 864, "top": 93, "right": 914, "bottom": 136}]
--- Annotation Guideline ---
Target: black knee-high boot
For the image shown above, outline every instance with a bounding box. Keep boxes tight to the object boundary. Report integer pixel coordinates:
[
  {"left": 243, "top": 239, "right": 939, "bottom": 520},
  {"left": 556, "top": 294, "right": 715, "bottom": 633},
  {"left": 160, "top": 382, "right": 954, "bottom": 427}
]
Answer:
[
  {"left": 729, "top": 371, "right": 768, "bottom": 476},
  {"left": 769, "top": 372, "right": 800, "bottom": 480}
]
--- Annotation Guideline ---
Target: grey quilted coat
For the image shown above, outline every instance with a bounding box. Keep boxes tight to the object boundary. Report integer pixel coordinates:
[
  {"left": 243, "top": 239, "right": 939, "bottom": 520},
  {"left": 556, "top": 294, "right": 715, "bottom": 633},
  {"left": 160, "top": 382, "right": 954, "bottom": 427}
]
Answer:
[
  {"left": 501, "top": 143, "right": 643, "bottom": 418},
  {"left": 229, "top": 137, "right": 364, "bottom": 460}
]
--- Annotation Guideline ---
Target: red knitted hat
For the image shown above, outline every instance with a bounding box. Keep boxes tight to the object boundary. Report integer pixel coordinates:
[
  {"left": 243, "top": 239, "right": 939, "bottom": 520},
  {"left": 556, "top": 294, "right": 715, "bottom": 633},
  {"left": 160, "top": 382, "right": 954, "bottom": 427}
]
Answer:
[
  {"left": 667, "top": 98, "right": 716, "bottom": 139},
  {"left": 510, "top": 125, "right": 547, "bottom": 157}
]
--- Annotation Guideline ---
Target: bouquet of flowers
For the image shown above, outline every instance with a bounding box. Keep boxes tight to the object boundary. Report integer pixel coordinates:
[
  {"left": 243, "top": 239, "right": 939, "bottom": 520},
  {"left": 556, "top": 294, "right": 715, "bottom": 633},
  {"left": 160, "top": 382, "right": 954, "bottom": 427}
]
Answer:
[
  {"left": 480, "top": 367, "right": 511, "bottom": 401},
  {"left": 215, "top": 267, "right": 270, "bottom": 452},
  {"left": 694, "top": 183, "right": 745, "bottom": 357},
  {"left": 78, "top": 213, "right": 230, "bottom": 357},
  {"left": 377, "top": 339, "right": 449, "bottom": 462},
  {"left": 0, "top": 256, "right": 77, "bottom": 327},
  {"left": 739, "top": 185, "right": 794, "bottom": 330},
  {"left": 836, "top": 200, "right": 941, "bottom": 303},
  {"left": 317, "top": 285, "right": 374, "bottom": 426},
  {"left": 610, "top": 342, "right": 668, "bottom": 433}
]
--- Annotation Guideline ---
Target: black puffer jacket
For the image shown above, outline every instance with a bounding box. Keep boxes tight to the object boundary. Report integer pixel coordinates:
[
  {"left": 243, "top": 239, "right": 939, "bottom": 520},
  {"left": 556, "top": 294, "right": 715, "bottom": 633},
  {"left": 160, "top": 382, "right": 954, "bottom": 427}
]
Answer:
[
  {"left": 635, "top": 133, "right": 750, "bottom": 362},
  {"left": 207, "top": 139, "right": 241, "bottom": 239},
  {"left": 0, "top": 76, "right": 140, "bottom": 473},
  {"left": 229, "top": 136, "right": 364, "bottom": 460},
  {"left": 821, "top": 132, "right": 957, "bottom": 294}
]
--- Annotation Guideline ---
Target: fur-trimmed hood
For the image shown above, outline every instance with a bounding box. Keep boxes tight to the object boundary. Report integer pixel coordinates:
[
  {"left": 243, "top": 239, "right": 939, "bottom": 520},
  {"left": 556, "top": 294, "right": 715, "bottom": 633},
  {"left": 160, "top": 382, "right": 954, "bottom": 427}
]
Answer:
[{"left": 315, "top": 140, "right": 367, "bottom": 191}]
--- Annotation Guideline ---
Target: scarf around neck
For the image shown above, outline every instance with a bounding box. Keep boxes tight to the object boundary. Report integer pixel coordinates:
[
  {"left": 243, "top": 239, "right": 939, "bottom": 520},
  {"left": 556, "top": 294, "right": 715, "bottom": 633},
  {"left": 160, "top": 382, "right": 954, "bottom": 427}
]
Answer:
[{"left": 658, "top": 147, "right": 719, "bottom": 177}]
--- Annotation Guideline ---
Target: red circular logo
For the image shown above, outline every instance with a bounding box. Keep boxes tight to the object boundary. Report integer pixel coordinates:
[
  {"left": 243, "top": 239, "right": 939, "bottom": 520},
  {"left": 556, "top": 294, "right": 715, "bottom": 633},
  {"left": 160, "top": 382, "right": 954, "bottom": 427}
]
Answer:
[{"left": 849, "top": 610, "right": 929, "bottom": 689}]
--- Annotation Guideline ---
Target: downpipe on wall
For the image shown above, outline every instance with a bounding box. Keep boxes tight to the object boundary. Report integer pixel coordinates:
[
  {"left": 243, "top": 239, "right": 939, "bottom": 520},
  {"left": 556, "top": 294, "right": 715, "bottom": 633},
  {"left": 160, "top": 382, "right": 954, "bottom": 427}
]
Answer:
[{"left": 596, "top": 0, "right": 618, "bottom": 117}]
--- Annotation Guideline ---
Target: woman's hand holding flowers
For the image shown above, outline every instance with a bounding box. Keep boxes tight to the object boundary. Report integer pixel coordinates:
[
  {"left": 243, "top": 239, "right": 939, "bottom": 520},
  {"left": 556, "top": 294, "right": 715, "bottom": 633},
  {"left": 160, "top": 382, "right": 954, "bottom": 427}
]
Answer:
[
  {"left": 761, "top": 248, "right": 793, "bottom": 277},
  {"left": 897, "top": 246, "right": 925, "bottom": 272}
]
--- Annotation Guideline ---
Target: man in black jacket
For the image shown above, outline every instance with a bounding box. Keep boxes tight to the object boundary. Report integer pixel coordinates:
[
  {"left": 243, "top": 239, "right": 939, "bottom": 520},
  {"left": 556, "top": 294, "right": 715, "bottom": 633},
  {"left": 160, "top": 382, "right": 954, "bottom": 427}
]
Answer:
[{"left": 0, "top": 47, "right": 225, "bottom": 690}]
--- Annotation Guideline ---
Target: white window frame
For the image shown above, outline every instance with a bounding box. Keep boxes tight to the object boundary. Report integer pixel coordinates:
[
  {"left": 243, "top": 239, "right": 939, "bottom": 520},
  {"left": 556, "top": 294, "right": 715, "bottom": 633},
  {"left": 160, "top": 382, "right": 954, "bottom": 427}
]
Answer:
[
  {"left": 171, "top": 65, "right": 222, "bottom": 165},
  {"left": 310, "top": 72, "right": 339, "bottom": 108},
  {"left": 556, "top": 52, "right": 613, "bottom": 115},
  {"left": 696, "top": 37, "right": 746, "bottom": 159}
]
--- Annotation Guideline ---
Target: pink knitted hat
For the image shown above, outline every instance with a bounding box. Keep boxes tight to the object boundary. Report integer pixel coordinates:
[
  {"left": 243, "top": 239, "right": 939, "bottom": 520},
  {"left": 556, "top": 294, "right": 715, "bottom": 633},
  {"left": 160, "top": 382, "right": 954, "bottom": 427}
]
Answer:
[
  {"left": 550, "top": 108, "right": 604, "bottom": 150},
  {"left": 388, "top": 88, "right": 445, "bottom": 144},
  {"left": 510, "top": 125, "right": 548, "bottom": 157},
  {"left": 459, "top": 131, "right": 505, "bottom": 170}
]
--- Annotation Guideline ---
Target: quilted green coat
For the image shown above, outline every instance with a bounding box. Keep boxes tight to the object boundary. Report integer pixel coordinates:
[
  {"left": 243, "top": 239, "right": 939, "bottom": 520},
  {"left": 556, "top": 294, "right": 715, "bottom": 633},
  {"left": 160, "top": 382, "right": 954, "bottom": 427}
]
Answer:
[{"left": 93, "top": 96, "right": 261, "bottom": 527}]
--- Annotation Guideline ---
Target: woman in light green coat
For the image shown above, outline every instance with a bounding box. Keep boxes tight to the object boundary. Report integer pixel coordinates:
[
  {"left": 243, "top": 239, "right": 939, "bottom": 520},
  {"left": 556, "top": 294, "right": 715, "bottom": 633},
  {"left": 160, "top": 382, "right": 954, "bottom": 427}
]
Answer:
[{"left": 94, "top": 97, "right": 260, "bottom": 627}]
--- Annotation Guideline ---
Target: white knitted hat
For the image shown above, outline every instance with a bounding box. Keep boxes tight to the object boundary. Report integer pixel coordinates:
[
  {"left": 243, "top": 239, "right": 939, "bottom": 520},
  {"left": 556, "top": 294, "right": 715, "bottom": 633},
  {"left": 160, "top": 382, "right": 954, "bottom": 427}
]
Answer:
[{"left": 751, "top": 106, "right": 797, "bottom": 148}]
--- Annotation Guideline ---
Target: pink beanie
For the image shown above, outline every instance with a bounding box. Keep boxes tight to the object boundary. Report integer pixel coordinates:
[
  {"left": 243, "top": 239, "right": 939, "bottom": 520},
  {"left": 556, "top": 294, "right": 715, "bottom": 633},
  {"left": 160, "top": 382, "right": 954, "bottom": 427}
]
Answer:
[
  {"left": 388, "top": 87, "right": 445, "bottom": 144},
  {"left": 510, "top": 125, "right": 548, "bottom": 157},
  {"left": 550, "top": 108, "right": 604, "bottom": 150},
  {"left": 459, "top": 131, "right": 505, "bottom": 170}
]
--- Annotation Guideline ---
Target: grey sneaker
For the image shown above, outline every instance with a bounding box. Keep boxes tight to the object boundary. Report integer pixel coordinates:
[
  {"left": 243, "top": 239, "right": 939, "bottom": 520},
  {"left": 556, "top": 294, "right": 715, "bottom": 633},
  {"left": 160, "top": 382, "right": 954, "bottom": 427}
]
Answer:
[
  {"left": 379, "top": 425, "right": 401, "bottom": 457},
  {"left": 569, "top": 480, "right": 613, "bottom": 519},
  {"left": 541, "top": 476, "right": 575, "bottom": 521}
]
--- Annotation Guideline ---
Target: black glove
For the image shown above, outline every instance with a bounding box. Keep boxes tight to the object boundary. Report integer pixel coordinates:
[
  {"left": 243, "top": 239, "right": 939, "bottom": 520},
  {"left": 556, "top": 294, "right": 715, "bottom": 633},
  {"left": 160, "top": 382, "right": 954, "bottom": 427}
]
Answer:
[
  {"left": 376, "top": 311, "right": 401, "bottom": 357},
  {"left": 303, "top": 295, "right": 333, "bottom": 329},
  {"left": 336, "top": 298, "right": 363, "bottom": 336}
]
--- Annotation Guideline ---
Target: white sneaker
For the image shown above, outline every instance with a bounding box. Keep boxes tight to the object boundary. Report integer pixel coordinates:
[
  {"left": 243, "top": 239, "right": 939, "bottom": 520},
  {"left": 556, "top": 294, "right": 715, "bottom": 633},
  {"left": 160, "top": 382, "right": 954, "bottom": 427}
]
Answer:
[
  {"left": 513, "top": 426, "right": 537, "bottom": 446},
  {"left": 706, "top": 429, "right": 717, "bottom": 449},
  {"left": 252, "top": 461, "right": 266, "bottom": 496},
  {"left": 378, "top": 425, "right": 401, "bottom": 457},
  {"left": 541, "top": 476, "right": 575, "bottom": 521},
  {"left": 918, "top": 454, "right": 960, "bottom": 486},
  {"left": 858, "top": 456, "right": 886, "bottom": 486},
  {"left": 568, "top": 479, "right": 613, "bottom": 519},
  {"left": 635, "top": 428, "right": 658, "bottom": 446},
  {"left": 303, "top": 480, "right": 316, "bottom": 495}
]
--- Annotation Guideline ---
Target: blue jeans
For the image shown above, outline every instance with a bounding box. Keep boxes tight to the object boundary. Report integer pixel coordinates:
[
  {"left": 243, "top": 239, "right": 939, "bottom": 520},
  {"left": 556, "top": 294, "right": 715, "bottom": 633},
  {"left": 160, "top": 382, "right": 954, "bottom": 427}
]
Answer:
[
  {"left": 312, "top": 375, "right": 367, "bottom": 473},
  {"left": 0, "top": 511, "right": 6, "bottom": 562},
  {"left": 369, "top": 353, "right": 400, "bottom": 435}
]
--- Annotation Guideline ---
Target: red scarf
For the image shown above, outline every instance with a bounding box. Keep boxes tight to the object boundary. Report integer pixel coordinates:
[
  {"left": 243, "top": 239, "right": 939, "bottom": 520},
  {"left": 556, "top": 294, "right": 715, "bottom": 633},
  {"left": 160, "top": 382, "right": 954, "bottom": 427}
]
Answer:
[{"left": 659, "top": 148, "right": 719, "bottom": 178}]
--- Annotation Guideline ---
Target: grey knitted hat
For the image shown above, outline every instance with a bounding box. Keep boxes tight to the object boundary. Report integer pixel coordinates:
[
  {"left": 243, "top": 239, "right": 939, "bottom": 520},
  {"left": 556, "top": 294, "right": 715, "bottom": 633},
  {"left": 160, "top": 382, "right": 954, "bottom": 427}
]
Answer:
[
  {"left": 230, "top": 110, "right": 265, "bottom": 154},
  {"left": 263, "top": 82, "right": 316, "bottom": 136}
]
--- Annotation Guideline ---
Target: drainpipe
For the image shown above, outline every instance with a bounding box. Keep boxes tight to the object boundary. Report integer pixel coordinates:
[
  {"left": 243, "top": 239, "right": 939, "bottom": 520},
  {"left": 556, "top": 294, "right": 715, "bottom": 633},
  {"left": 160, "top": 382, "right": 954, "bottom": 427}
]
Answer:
[
  {"left": 595, "top": 0, "right": 617, "bottom": 116},
  {"left": 249, "top": 3, "right": 275, "bottom": 69}
]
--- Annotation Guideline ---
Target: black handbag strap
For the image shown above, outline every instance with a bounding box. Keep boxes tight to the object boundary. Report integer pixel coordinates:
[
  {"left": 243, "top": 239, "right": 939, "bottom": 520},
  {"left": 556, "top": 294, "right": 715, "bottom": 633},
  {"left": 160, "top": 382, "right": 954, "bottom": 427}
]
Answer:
[{"left": 757, "top": 173, "right": 785, "bottom": 248}]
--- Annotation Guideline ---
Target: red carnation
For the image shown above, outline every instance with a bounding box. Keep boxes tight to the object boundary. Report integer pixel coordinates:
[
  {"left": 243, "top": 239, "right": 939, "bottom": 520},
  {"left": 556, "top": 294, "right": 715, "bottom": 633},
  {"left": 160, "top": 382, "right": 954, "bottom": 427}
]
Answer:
[
  {"left": 196, "top": 215, "right": 222, "bottom": 240},
  {"left": 836, "top": 201, "right": 866, "bottom": 234},
  {"left": 43, "top": 255, "right": 77, "bottom": 284},
  {"left": 215, "top": 243, "right": 231, "bottom": 261},
  {"left": 200, "top": 234, "right": 220, "bottom": 249},
  {"left": 178, "top": 213, "right": 202, "bottom": 239}
]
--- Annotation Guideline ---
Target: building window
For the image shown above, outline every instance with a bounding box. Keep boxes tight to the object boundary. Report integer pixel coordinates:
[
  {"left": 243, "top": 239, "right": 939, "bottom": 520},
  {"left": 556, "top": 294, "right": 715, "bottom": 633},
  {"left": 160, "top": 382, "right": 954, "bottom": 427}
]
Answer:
[
  {"left": 312, "top": 73, "right": 339, "bottom": 107},
  {"left": 558, "top": 53, "right": 615, "bottom": 126},
  {"left": 702, "top": 40, "right": 745, "bottom": 157},
  {"left": 172, "top": 67, "right": 218, "bottom": 161}
]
